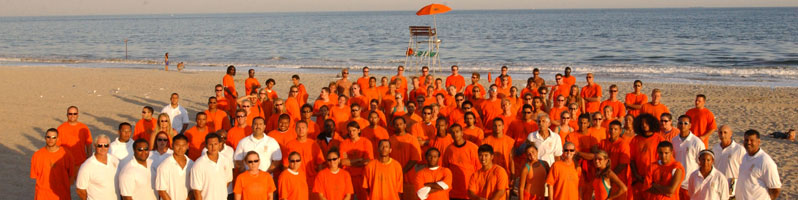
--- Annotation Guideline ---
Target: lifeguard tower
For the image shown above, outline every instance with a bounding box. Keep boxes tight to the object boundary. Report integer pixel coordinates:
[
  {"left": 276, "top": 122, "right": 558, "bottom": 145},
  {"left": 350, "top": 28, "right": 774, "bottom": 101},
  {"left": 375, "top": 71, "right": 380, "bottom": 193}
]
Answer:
[{"left": 405, "top": 3, "right": 450, "bottom": 73}]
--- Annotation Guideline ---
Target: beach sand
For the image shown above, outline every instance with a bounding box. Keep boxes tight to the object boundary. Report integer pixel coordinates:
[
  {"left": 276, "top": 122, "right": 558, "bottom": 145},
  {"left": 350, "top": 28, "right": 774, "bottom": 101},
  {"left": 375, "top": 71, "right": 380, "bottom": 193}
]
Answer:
[{"left": 2, "top": 66, "right": 795, "bottom": 199}]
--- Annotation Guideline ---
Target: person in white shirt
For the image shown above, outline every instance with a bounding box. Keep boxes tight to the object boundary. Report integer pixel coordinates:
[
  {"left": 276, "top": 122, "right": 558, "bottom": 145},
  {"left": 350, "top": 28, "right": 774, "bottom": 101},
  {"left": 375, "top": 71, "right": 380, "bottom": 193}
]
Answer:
[
  {"left": 109, "top": 122, "right": 134, "bottom": 162},
  {"left": 156, "top": 134, "right": 194, "bottom": 200},
  {"left": 203, "top": 130, "right": 236, "bottom": 195},
  {"left": 234, "top": 117, "right": 282, "bottom": 174},
  {"left": 526, "top": 115, "right": 562, "bottom": 165},
  {"left": 672, "top": 115, "right": 705, "bottom": 198},
  {"left": 120, "top": 139, "right": 156, "bottom": 200},
  {"left": 191, "top": 133, "right": 233, "bottom": 200},
  {"left": 687, "top": 149, "right": 729, "bottom": 200},
  {"left": 735, "top": 129, "right": 781, "bottom": 200},
  {"left": 712, "top": 125, "right": 745, "bottom": 197},
  {"left": 149, "top": 131, "right": 173, "bottom": 188},
  {"left": 161, "top": 93, "right": 190, "bottom": 134},
  {"left": 76, "top": 134, "right": 119, "bottom": 200}
]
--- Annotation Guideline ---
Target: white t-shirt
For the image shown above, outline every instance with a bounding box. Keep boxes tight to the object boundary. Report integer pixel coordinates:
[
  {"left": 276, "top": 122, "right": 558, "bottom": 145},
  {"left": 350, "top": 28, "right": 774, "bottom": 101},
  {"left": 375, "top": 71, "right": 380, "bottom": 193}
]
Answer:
[
  {"left": 119, "top": 159, "right": 157, "bottom": 200},
  {"left": 161, "top": 104, "right": 190, "bottom": 133},
  {"left": 671, "top": 132, "right": 705, "bottom": 189},
  {"left": 76, "top": 154, "right": 120, "bottom": 200},
  {"left": 712, "top": 141, "right": 745, "bottom": 196},
  {"left": 156, "top": 154, "right": 194, "bottom": 200},
  {"left": 527, "top": 129, "right": 563, "bottom": 165},
  {"left": 202, "top": 144, "right": 236, "bottom": 193},
  {"left": 191, "top": 154, "right": 233, "bottom": 200},
  {"left": 109, "top": 137, "right": 133, "bottom": 161},
  {"left": 735, "top": 149, "right": 782, "bottom": 200},
  {"left": 234, "top": 134, "right": 282, "bottom": 171},
  {"left": 687, "top": 168, "right": 729, "bottom": 200}
]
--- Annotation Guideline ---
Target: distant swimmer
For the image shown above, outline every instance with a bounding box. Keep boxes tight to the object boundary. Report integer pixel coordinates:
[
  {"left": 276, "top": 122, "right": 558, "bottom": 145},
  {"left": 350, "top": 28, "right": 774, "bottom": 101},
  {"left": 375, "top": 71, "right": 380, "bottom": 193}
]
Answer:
[
  {"left": 164, "top": 52, "right": 169, "bottom": 71},
  {"left": 176, "top": 62, "right": 184, "bottom": 71}
]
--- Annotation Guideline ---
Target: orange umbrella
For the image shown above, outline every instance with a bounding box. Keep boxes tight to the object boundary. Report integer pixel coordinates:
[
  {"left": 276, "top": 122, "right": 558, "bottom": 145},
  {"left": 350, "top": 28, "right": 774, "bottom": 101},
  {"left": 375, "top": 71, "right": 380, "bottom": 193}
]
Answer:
[{"left": 416, "top": 3, "right": 452, "bottom": 16}]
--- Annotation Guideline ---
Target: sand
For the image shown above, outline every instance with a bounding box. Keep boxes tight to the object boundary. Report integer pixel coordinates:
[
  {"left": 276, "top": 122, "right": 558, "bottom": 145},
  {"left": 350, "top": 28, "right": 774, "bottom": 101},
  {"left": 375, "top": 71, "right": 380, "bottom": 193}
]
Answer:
[{"left": 1, "top": 65, "right": 796, "bottom": 199}]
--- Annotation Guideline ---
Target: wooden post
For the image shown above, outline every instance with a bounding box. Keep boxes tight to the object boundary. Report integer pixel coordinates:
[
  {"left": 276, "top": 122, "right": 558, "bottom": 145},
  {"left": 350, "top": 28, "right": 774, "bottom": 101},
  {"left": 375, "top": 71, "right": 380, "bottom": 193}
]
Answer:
[{"left": 124, "top": 39, "right": 128, "bottom": 60}]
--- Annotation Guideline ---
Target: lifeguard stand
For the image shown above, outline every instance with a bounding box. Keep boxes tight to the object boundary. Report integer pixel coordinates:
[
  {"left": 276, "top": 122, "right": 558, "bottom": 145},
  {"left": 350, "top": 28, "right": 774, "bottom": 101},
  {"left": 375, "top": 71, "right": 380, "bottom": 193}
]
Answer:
[{"left": 405, "top": 26, "right": 441, "bottom": 73}]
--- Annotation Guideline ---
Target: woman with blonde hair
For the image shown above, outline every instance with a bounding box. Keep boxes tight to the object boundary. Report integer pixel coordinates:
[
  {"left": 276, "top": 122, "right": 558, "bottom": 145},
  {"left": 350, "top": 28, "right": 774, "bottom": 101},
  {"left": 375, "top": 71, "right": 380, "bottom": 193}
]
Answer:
[{"left": 150, "top": 113, "right": 176, "bottom": 148}]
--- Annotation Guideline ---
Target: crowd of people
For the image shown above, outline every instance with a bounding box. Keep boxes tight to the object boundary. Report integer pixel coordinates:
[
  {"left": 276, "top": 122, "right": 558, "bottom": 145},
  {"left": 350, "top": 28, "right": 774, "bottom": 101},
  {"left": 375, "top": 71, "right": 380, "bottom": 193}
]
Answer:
[{"left": 30, "top": 65, "right": 783, "bottom": 200}]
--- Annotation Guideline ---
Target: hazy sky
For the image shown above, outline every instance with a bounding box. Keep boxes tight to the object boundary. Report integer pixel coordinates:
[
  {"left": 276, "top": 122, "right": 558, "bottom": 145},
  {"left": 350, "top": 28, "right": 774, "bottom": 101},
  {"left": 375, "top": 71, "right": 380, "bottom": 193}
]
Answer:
[{"left": 2, "top": 0, "right": 796, "bottom": 17}]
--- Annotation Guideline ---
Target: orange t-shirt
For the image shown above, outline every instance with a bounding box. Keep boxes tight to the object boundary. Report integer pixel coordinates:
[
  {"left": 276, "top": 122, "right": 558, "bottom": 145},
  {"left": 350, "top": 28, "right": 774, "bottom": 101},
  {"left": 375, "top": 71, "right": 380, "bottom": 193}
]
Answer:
[
  {"left": 278, "top": 170, "right": 309, "bottom": 200},
  {"left": 551, "top": 84, "right": 571, "bottom": 104},
  {"left": 184, "top": 126, "right": 210, "bottom": 160},
  {"left": 446, "top": 74, "right": 466, "bottom": 92},
  {"left": 548, "top": 106, "right": 568, "bottom": 123},
  {"left": 226, "top": 126, "right": 252, "bottom": 149},
  {"left": 520, "top": 87, "right": 539, "bottom": 100},
  {"left": 442, "top": 141, "right": 481, "bottom": 199},
  {"left": 313, "top": 168, "right": 354, "bottom": 200},
  {"left": 313, "top": 99, "right": 336, "bottom": 115},
  {"left": 357, "top": 77, "right": 370, "bottom": 91},
  {"left": 30, "top": 147, "right": 75, "bottom": 200},
  {"left": 462, "top": 126, "right": 485, "bottom": 145},
  {"left": 267, "top": 129, "right": 297, "bottom": 147},
  {"left": 363, "top": 158, "right": 404, "bottom": 200},
  {"left": 647, "top": 160, "right": 685, "bottom": 200},
  {"left": 545, "top": 161, "right": 580, "bottom": 200},
  {"left": 340, "top": 138, "right": 374, "bottom": 176},
  {"left": 481, "top": 135, "right": 515, "bottom": 176},
  {"left": 244, "top": 77, "right": 261, "bottom": 96},
  {"left": 428, "top": 135, "right": 453, "bottom": 165},
  {"left": 508, "top": 120, "right": 538, "bottom": 147},
  {"left": 660, "top": 128, "right": 680, "bottom": 142},
  {"left": 562, "top": 76, "right": 576, "bottom": 88},
  {"left": 580, "top": 84, "right": 602, "bottom": 113},
  {"left": 362, "top": 126, "right": 390, "bottom": 153},
  {"left": 629, "top": 134, "right": 666, "bottom": 186},
  {"left": 316, "top": 135, "right": 343, "bottom": 155},
  {"left": 282, "top": 139, "right": 325, "bottom": 181},
  {"left": 296, "top": 84, "right": 309, "bottom": 105},
  {"left": 389, "top": 134, "right": 422, "bottom": 170},
  {"left": 624, "top": 93, "right": 648, "bottom": 117},
  {"left": 223, "top": 74, "right": 238, "bottom": 98},
  {"left": 56, "top": 122, "right": 92, "bottom": 166},
  {"left": 586, "top": 127, "right": 608, "bottom": 143},
  {"left": 494, "top": 75, "right": 513, "bottom": 88},
  {"left": 133, "top": 118, "right": 156, "bottom": 142},
  {"left": 234, "top": 171, "right": 276, "bottom": 200},
  {"left": 468, "top": 165, "right": 509, "bottom": 199},
  {"left": 685, "top": 107, "right": 717, "bottom": 144},
  {"left": 338, "top": 118, "right": 369, "bottom": 137},
  {"left": 600, "top": 100, "right": 626, "bottom": 119},
  {"left": 414, "top": 167, "right": 453, "bottom": 200},
  {"left": 285, "top": 97, "right": 302, "bottom": 121},
  {"left": 330, "top": 106, "right": 351, "bottom": 127},
  {"left": 599, "top": 138, "right": 632, "bottom": 200},
  {"left": 641, "top": 103, "right": 670, "bottom": 121},
  {"left": 464, "top": 84, "right": 486, "bottom": 99},
  {"left": 204, "top": 109, "right": 232, "bottom": 132},
  {"left": 349, "top": 95, "right": 369, "bottom": 109}
]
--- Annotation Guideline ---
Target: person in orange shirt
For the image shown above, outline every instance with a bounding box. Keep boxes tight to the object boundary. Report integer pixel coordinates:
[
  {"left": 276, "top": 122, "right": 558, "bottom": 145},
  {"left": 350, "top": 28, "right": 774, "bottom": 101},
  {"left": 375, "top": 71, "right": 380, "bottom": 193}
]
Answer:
[
  {"left": 342, "top": 104, "right": 370, "bottom": 135},
  {"left": 330, "top": 95, "right": 352, "bottom": 128},
  {"left": 357, "top": 66, "right": 372, "bottom": 90},
  {"left": 446, "top": 65, "right": 466, "bottom": 92},
  {"left": 518, "top": 143, "right": 547, "bottom": 200},
  {"left": 235, "top": 99, "right": 259, "bottom": 127},
  {"left": 412, "top": 106, "right": 437, "bottom": 147},
  {"left": 391, "top": 66, "right": 409, "bottom": 96},
  {"left": 684, "top": 94, "right": 717, "bottom": 148},
  {"left": 485, "top": 99, "right": 515, "bottom": 136},
  {"left": 550, "top": 74, "right": 570, "bottom": 104},
  {"left": 414, "top": 148, "right": 453, "bottom": 200},
  {"left": 600, "top": 106, "right": 616, "bottom": 128},
  {"left": 205, "top": 97, "right": 232, "bottom": 132},
  {"left": 553, "top": 112, "right": 575, "bottom": 145},
  {"left": 629, "top": 113, "right": 666, "bottom": 200},
  {"left": 521, "top": 77, "right": 540, "bottom": 99},
  {"left": 31, "top": 128, "right": 76, "bottom": 200},
  {"left": 314, "top": 87, "right": 336, "bottom": 113},
  {"left": 468, "top": 144, "right": 509, "bottom": 200},
  {"left": 587, "top": 112, "right": 608, "bottom": 142},
  {"left": 494, "top": 66, "right": 513, "bottom": 88},
  {"left": 442, "top": 124, "right": 481, "bottom": 199},
  {"left": 599, "top": 84, "right": 626, "bottom": 120},
  {"left": 227, "top": 109, "right": 251, "bottom": 149},
  {"left": 185, "top": 112, "right": 211, "bottom": 160},
  {"left": 268, "top": 114, "right": 297, "bottom": 147},
  {"left": 350, "top": 84, "right": 370, "bottom": 109},
  {"left": 57, "top": 106, "right": 92, "bottom": 168},
  {"left": 389, "top": 117, "right": 422, "bottom": 175},
  {"left": 599, "top": 120, "right": 632, "bottom": 200},
  {"left": 314, "top": 148, "right": 354, "bottom": 200},
  {"left": 377, "top": 77, "right": 390, "bottom": 98},
  {"left": 509, "top": 105, "right": 539, "bottom": 147},
  {"left": 625, "top": 80, "right": 647, "bottom": 117},
  {"left": 659, "top": 113, "right": 680, "bottom": 141},
  {"left": 622, "top": 114, "right": 636, "bottom": 139},
  {"left": 429, "top": 117, "right": 454, "bottom": 163},
  {"left": 562, "top": 67, "right": 576, "bottom": 87},
  {"left": 340, "top": 122, "right": 374, "bottom": 200},
  {"left": 480, "top": 85, "right": 503, "bottom": 120},
  {"left": 316, "top": 119, "right": 343, "bottom": 154},
  {"left": 462, "top": 112, "right": 485, "bottom": 144},
  {"left": 134, "top": 106, "right": 157, "bottom": 142},
  {"left": 363, "top": 139, "right": 404, "bottom": 200},
  {"left": 548, "top": 95, "right": 568, "bottom": 127},
  {"left": 212, "top": 84, "right": 234, "bottom": 116},
  {"left": 362, "top": 111, "right": 390, "bottom": 152},
  {"left": 283, "top": 121, "right": 324, "bottom": 185},
  {"left": 223, "top": 65, "right": 239, "bottom": 103},
  {"left": 285, "top": 86, "right": 303, "bottom": 121},
  {"left": 234, "top": 151, "right": 276, "bottom": 200},
  {"left": 464, "top": 72, "right": 486, "bottom": 99},
  {"left": 481, "top": 118, "right": 515, "bottom": 181},
  {"left": 290, "top": 75, "right": 309, "bottom": 104},
  {"left": 496, "top": 76, "right": 512, "bottom": 99},
  {"left": 279, "top": 152, "right": 310, "bottom": 200},
  {"left": 244, "top": 69, "right": 261, "bottom": 96},
  {"left": 409, "top": 78, "right": 426, "bottom": 106},
  {"left": 545, "top": 142, "right": 580, "bottom": 200},
  {"left": 641, "top": 89, "right": 670, "bottom": 121},
  {"left": 298, "top": 105, "right": 320, "bottom": 139},
  {"left": 580, "top": 73, "right": 602, "bottom": 113},
  {"left": 589, "top": 150, "right": 628, "bottom": 200},
  {"left": 645, "top": 141, "right": 685, "bottom": 200},
  {"left": 363, "top": 77, "right": 381, "bottom": 106},
  {"left": 418, "top": 66, "right": 431, "bottom": 88}
]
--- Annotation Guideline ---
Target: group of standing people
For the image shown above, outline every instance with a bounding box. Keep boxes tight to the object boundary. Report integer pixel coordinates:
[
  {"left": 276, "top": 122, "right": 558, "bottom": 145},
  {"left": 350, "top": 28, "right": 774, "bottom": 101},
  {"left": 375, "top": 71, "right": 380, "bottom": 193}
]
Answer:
[{"left": 30, "top": 65, "right": 782, "bottom": 200}]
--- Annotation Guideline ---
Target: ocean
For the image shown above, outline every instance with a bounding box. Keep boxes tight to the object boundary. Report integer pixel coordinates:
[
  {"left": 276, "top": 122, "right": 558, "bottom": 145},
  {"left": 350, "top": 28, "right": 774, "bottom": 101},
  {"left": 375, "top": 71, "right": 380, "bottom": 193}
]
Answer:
[{"left": 1, "top": 7, "right": 797, "bottom": 86}]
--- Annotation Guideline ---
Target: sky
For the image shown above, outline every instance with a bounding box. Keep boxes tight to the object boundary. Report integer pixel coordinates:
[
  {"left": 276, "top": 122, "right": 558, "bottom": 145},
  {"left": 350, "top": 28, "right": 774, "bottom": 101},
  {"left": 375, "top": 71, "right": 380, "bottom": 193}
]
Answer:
[{"left": 1, "top": 0, "right": 797, "bottom": 17}]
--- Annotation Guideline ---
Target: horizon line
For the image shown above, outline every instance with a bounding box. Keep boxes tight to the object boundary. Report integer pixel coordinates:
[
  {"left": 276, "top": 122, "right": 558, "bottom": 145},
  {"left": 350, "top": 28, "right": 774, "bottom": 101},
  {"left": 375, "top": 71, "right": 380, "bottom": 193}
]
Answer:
[{"left": 1, "top": 5, "right": 795, "bottom": 18}]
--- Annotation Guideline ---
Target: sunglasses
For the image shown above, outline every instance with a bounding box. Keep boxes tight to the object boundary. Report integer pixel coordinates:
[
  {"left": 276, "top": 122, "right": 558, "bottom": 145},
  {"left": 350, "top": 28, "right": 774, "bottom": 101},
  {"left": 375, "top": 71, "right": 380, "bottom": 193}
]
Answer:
[
  {"left": 562, "top": 117, "right": 571, "bottom": 119},
  {"left": 242, "top": 105, "right": 251, "bottom": 108},
  {"left": 661, "top": 120, "right": 670, "bottom": 122},
  {"left": 326, "top": 157, "right": 339, "bottom": 161},
  {"left": 96, "top": 144, "right": 109, "bottom": 148},
  {"left": 237, "top": 115, "right": 246, "bottom": 118},
  {"left": 160, "top": 120, "right": 169, "bottom": 122},
  {"left": 45, "top": 135, "right": 57, "bottom": 139},
  {"left": 157, "top": 138, "right": 169, "bottom": 142},
  {"left": 351, "top": 109, "right": 360, "bottom": 112},
  {"left": 678, "top": 122, "right": 690, "bottom": 125},
  {"left": 289, "top": 159, "right": 302, "bottom": 163},
  {"left": 290, "top": 91, "right": 298, "bottom": 93},
  {"left": 594, "top": 118, "right": 603, "bottom": 120},
  {"left": 247, "top": 159, "right": 259, "bottom": 164},
  {"left": 67, "top": 113, "right": 78, "bottom": 116},
  {"left": 215, "top": 89, "right": 223, "bottom": 92},
  {"left": 275, "top": 104, "right": 284, "bottom": 106},
  {"left": 563, "top": 149, "right": 576, "bottom": 152},
  {"left": 423, "top": 112, "right": 432, "bottom": 115},
  {"left": 611, "top": 90, "right": 618, "bottom": 92}
]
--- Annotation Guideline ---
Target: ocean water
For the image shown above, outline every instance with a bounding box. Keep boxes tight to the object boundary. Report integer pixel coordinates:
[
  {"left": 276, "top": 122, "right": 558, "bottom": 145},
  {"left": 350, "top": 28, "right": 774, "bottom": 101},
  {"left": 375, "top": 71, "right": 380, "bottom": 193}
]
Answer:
[{"left": 1, "top": 7, "right": 797, "bottom": 86}]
